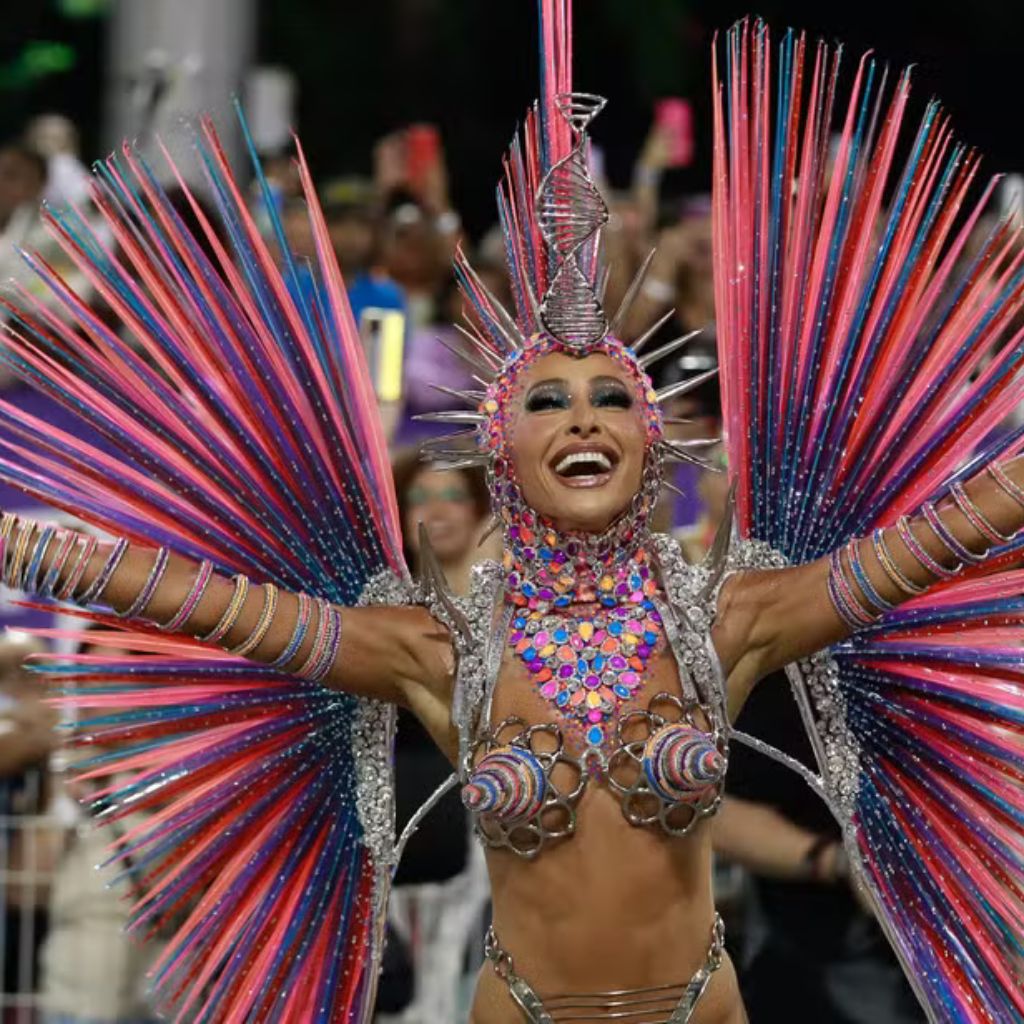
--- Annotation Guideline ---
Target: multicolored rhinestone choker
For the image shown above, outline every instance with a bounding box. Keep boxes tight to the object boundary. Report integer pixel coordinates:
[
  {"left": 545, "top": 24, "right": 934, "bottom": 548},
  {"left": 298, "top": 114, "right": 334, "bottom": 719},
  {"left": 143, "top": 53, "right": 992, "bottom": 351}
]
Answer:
[{"left": 503, "top": 507, "right": 664, "bottom": 759}]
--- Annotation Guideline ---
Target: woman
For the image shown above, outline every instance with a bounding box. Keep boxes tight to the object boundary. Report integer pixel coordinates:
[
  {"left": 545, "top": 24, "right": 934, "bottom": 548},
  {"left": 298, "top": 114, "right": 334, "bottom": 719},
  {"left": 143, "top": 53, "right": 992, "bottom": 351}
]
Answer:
[
  {"left": 0, "top": 7, "right": 1021, "bottom": 1024},
  {"left": 387, "top": 450, "right": 493, "bottom": 1022}
]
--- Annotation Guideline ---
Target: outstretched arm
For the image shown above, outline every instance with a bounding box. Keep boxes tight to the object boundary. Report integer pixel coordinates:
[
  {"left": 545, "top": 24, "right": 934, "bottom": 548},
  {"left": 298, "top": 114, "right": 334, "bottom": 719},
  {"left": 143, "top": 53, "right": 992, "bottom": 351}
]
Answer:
[
  {"left": 0, "top": 517, "right": 454, "bottom": 707},
  {"left": 714, "top": 456, "right": 1024, "bottom": 714}
]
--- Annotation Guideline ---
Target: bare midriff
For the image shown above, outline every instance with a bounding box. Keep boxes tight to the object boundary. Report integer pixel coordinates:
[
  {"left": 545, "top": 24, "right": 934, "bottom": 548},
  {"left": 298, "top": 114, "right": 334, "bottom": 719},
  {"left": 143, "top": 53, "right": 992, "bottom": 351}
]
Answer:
[{"left": 465, "top": 647, "right": 746, "bottom": 1024}]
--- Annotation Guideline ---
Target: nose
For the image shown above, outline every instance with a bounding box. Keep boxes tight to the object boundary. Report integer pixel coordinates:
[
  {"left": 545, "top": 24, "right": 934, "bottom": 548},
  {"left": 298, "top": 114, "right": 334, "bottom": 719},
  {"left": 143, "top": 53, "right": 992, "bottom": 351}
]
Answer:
[{"left": 568, "top": 397, "right": 600, "bottom": 436}]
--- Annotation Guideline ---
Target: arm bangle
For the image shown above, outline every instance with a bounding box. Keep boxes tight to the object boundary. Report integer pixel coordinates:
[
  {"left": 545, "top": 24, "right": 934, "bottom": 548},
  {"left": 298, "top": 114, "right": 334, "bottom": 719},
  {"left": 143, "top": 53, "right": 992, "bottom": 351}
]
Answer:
[
  {"left": 921, "top": 502, "right": 984, "bottom": 566},
  {"left": 23, "top": 525, "right": 56, "bottom": 593},
  {"left": 895, "top": 516, "right": 959, "bottom": 580},
  {"left": 199, "top": 574, "right": 250, "bottom": 643},
  {"left": 950, "top": 481, "right": 1014, "bottom": 545},
  {"left": 270, "top": 591, "right": 314, "bottom": 669},
  {"left": 40, "top": 530, "right": 76, "bottom": 597},
  {"left": 160, "top": 559, "right": 213, "bottom": 631},
  {"left": 78, "top": 537, "right": 130, "bottom": 605},
  {"left": 119, "top": 547, "right": 170, "bottom": 619},
  {"left": 229, "top": 583, "right": 279, "bottom": 657},
  {"left": 987, "top": 461, "right": 1024, "bottom": 509},
  {"left": 845, "top": 539, "right": 893, "bottom": 613},
  {"left": 58, "top": 535, "right": 98, "bottom": 600},
  {"left": 871, "top": 529, "right": 926, "bottom": 596}
]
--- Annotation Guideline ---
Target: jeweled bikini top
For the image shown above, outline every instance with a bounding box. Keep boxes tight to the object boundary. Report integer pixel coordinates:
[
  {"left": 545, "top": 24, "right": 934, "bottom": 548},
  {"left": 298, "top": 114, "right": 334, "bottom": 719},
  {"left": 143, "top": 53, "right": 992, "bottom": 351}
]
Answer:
[{"left": 450, "top": 533, "right": 731, "bottom": 859}]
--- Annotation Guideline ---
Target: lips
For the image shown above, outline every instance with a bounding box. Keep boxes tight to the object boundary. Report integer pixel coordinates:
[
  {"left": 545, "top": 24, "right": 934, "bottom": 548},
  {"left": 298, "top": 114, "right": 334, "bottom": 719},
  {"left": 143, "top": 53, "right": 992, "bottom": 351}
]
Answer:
[{"left": 550, "top": 443, "right": 619, "bottom": 488}]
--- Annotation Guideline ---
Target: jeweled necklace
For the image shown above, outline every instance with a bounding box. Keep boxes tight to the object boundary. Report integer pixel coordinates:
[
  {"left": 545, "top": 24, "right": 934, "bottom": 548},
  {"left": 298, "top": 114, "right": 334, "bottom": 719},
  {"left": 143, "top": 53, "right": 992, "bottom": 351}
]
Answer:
[{"left": 503, "top": 505, "right": 664, "bottom": 759}]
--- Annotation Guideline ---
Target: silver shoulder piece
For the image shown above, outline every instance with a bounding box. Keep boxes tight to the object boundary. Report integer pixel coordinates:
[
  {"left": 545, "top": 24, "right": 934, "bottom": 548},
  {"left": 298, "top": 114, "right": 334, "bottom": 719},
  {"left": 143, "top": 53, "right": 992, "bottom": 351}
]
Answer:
[{"left": 416, "top": 522, "right": 473, "bottom": 646}]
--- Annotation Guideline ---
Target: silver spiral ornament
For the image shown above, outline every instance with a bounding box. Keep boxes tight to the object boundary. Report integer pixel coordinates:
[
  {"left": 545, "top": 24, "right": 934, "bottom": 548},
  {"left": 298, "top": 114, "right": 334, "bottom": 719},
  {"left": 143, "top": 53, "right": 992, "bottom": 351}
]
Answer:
[{"left": 536, "top": 92, "right": 609, "bottom": 347}]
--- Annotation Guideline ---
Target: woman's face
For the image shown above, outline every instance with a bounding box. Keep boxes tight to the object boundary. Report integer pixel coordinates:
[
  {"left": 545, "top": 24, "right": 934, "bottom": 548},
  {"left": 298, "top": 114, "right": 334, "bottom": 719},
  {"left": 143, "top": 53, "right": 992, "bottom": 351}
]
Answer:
[
  {"left": 404, "top": 468, "right": 482, "bottom": 563},
  {"left": 507, "top": 352, "right": 648, "bottom": 534}
]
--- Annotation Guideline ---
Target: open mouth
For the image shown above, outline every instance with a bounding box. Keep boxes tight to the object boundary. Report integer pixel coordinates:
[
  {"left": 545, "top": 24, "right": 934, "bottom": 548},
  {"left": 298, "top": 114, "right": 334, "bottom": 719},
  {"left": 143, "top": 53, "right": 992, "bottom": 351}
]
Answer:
[{"left": 550, "top": 445, "right": 619, "bottom": 487}]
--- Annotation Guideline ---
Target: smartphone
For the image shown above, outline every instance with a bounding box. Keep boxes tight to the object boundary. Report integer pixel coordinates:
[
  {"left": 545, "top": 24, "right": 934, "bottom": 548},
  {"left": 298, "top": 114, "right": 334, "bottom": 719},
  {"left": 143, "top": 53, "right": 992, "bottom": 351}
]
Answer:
[
  {"left": 405, "top": 124, "right": 441, "bottom": 192},
  {"left": 360, "top": 307, "right": 406, "bottom": 403},
  {"left": 655, "top": 98, "right": 694, "bottom": 168}
]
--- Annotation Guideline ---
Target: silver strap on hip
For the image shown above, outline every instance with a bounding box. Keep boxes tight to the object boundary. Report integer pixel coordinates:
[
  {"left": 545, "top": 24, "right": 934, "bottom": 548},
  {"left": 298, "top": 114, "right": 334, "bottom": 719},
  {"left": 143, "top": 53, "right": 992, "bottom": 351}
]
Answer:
[{"left": 484, "top": 914, "right": 725, "bottom": 1023}]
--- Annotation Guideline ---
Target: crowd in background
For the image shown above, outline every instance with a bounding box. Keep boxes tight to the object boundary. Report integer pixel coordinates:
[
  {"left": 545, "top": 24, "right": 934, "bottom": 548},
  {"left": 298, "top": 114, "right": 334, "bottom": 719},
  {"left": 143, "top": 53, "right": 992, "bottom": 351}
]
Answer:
[{"left": 0, "top": 107, "right": 934, "bottom": 1024}]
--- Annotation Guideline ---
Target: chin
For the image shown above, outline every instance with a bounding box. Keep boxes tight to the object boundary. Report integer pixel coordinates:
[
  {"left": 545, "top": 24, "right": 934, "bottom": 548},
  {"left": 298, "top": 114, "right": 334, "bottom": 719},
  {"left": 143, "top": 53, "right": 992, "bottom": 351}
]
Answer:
[{"left": 547, "top": 493, "right": 629, "bottom": 535}]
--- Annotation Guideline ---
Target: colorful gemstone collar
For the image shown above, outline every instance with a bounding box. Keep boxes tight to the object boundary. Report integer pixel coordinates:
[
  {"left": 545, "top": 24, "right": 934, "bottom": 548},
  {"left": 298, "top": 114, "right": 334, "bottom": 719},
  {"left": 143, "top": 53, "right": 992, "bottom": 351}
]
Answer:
[{"left": 503, "top": 514, "right": 664, "bottom": 760}]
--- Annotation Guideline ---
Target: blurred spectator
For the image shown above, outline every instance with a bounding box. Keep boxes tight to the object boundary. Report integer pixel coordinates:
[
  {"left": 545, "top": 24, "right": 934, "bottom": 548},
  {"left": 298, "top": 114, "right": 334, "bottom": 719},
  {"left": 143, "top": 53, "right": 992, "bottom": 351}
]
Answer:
[
  {"left": 396, "top": 272, "right": 489, "bottom": 447},
  {"left": 0, "top": 144, "right": 48, "bottom": 280},
  {"left": 0, "top": 632, "right": 59, "bottom": 1018},
  {"left": 718, "top": 682, "right": 923, "bottom": 1024},
  {"left": 38, "top": 635, "right": 163, "bottom": 1024},
  {"left": 677, "top": 444, "right": 729, "bottom": 562},
  {"left": 380, "top": 452, "right": 495, "bottom": 1024},
  {"left": 652, "top": 338, "right": 721, "bottom": 535},
  {"left": 23, "top": 116, "right": 90, "bottom": 208},
  {"left": 322, "top": 179, "right": 406, "bottom": 327}
]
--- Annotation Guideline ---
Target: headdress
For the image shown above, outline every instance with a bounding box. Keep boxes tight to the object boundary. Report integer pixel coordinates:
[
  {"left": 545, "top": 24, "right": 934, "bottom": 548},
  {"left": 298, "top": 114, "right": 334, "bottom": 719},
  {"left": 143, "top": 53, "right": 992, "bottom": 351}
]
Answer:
[{"left": 417, "top": 0, "right": 717, "bottom": 541}]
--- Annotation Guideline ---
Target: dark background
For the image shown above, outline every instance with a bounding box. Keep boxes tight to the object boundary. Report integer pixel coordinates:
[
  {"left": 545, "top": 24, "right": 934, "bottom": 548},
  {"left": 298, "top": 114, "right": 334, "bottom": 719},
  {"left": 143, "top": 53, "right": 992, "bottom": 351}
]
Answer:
[{"left": 2, "top": 0, "right": 1022, "bottom": 234}]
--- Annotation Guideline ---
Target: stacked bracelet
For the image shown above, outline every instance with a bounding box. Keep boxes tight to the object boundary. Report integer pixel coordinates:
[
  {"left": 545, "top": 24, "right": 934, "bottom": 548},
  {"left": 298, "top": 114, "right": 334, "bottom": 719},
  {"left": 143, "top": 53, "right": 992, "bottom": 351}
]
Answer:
[
  {"left": 921, "top": 502, "right": 985, "bottom": 566},
  {"left": 161, "top": 559, "right": 213, "bottom": 631},
  {"left": 7, "top": 521, "right": 35, "bottom": 588},
  {"left": 871, "top": 529, "right": 925, "bottom": 596},
  {"left": 950, "top": 481, "right": 1014, "bottom": 545},
  {"left": 229, "top": 583, "right": 279, "bottom": 657},
  {"left": 57, "top": 535, "right": 97, "bottom": 600},
  {"left": 40, "top": 530, "right": 76, "bottom": 597},
  {"left": 895, "top": 516, "right": 960, "bottom": 580},
  {"left": 119, "top": 547, "right": 170, "bottom": 619},
  {"left": 293, "top": 599, "right": 343, "bottom": 682},
  {"left": 828, "top": 548, "right": 879, "bottom": 630},
  {"left": 270, "top": 591, "right": 314, "bottom": 669},
  {"left": 23, "top": 525, "right": 56, "bottom": 593},
  {"left": 845, "top": 539, "right": 894, "bottom": 613},
  {"left": 200, "top": 574, "right": 250, "bottom": 643},
  {"left": 78, "top": 537, "right": 130, "bottom": 605},
  {"left": 987, "top": 461, "right": 1024, "bottom": 510}
]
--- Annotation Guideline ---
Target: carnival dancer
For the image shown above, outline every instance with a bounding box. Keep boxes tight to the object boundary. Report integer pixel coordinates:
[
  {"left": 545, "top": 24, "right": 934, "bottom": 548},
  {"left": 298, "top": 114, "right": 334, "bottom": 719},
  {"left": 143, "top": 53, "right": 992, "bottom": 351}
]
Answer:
[{"left": 0, "top": 4, "right": 1021, "bottom": 1023}]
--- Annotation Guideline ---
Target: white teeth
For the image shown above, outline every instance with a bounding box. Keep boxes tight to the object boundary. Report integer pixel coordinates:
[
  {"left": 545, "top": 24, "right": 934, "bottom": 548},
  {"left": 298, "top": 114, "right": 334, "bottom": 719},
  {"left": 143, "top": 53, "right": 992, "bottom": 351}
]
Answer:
[{"left": 555, "top": 451, "right": 613, "bottom": 474}]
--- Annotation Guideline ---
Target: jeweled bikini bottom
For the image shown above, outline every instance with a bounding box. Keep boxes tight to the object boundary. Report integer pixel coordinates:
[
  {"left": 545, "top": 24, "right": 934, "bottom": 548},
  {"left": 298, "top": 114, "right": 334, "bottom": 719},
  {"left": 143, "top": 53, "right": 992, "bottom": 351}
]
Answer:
[{"left": 484, "top": 914, "right": 725, "bottom": 1023}]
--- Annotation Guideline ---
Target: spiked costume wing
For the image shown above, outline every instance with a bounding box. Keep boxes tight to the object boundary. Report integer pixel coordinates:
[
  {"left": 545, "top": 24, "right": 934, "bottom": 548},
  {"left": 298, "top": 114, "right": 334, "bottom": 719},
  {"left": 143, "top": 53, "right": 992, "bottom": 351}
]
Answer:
[
  {"left": 0, "top": 117, "right": 406, "bottom": 1021},
  {"left": 715, "top": 22, "right": 1024, "bottom": 1023}
]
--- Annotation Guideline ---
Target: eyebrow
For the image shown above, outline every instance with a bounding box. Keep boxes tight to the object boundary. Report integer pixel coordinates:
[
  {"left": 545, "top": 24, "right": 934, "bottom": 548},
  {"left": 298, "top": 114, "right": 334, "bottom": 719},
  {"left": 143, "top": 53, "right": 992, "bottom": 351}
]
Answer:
[
  {"left": 525, "top": 378, "right": 570, "bottom": 392},
  {"left": 590, "top": 375, "right": 629, "bottom": 388}
]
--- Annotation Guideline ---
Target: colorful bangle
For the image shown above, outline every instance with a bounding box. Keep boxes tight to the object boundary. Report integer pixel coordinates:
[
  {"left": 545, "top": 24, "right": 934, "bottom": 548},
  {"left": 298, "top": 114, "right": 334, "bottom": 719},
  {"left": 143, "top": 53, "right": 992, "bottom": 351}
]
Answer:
[
  {"left": 119, "top": 547, "right": 170, "bottom": 619},
  {"left": 871, "top": 529, "right": 926, "bottom": 596},
  {"left": 827, "top": 549, "right": 878, "bottom": 629},
  {"left": 987, "top": 461, "right": 1024, "bottom": 510},
  {"left": 199, "top": 573, "right": 250, "bottom": 643},
  {"left": 0, "top": 512, "right": 17, "bottom": 543},
  {"left": 229, "top": 583, "right": 279, "bottom": 657},
  {"left": 293, "top": 599, "right": 343, "bottom": 681},
  {"left": 7, "top": 521, "right": 35, "bottom": 589},
  {"left": 78, "top": 537, "right": 129, "bottom": 605},
  {"left": 58, "top": 535, "right": 98, "bottom": 600},
  {"left": 308, "top": 604, "right": 343, "bottom": 682},
  {"left": 160, "top": 559, "right": 213, "bottom": 631},
  {"left": 895, "top": 516, "right": 959, "bottom": 580},
  {"left": 23, "top": 525, "right": 56, "bottom": 593},
  {"left": 270, "top": 591, "right": 313, "bottom": 669},
  {"left": 845, "top": 539, "right": 893, "bottom": 613},
  {"left": 950, "top": 480, "right": 1014, "bottom": 546},
  {"left": 40, "top": 530, "right": 76, "bottom": 597},
  {"left": 921, "top": 502, "right": 984, "bottom": 566}
]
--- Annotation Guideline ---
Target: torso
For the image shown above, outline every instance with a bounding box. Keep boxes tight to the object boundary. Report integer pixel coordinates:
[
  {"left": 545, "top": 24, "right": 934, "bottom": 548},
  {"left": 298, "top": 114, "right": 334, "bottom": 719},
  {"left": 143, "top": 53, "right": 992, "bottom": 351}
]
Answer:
[
  {"left": 406, "top": 540, "right": 748, "bottom": 1024},
  {"left": 470, "top": 648, "right": 745, "bottom": 1024}
]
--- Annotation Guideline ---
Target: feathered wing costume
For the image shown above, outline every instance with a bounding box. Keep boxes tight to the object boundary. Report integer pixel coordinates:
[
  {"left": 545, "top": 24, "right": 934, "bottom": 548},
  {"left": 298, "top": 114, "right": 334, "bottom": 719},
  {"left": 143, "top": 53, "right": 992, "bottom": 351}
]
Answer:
[
  {"left": 714, "top": 22, "right": 1024, "bottom": 1023},
  {"left": 0, "top": 117, "right": 408, "bottom": 1020},
  {"left": 0, "top": 5, "right": 1022, "bottom": 1024}
]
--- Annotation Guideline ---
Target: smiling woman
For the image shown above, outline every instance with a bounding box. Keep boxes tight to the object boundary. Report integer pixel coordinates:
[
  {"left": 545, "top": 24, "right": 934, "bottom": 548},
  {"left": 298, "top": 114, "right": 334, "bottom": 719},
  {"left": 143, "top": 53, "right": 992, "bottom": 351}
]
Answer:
[
  {"left": 0, "top": 3, "right": 1024, "bottom": 1024},
  {"left": 510, "top": 354, "right": 648, "bottom": 533}
]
